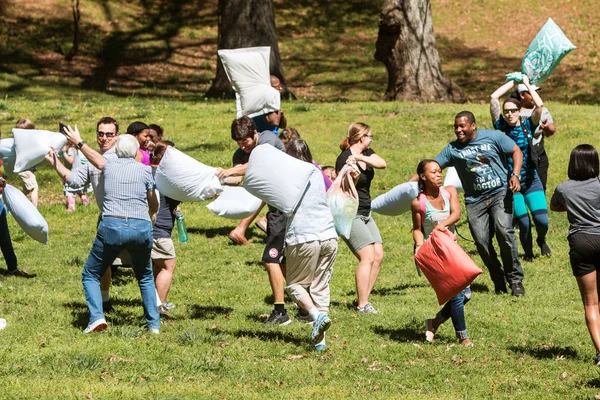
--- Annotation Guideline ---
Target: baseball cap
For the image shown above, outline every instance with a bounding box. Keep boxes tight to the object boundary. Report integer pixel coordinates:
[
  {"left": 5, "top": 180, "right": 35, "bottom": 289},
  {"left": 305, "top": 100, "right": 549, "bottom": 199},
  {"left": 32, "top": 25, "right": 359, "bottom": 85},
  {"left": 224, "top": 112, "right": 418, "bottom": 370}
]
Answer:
[{"left": 517, "top": 84, "right": 540, "bottom": 93}]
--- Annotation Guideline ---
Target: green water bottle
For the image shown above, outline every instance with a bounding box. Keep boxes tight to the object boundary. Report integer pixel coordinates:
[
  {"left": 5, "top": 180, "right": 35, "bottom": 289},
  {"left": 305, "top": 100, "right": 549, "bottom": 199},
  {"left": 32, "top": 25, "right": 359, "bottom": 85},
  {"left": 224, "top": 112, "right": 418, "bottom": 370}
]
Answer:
[{"left": 175, "top": 208, "right": 188, "bottom": 243}]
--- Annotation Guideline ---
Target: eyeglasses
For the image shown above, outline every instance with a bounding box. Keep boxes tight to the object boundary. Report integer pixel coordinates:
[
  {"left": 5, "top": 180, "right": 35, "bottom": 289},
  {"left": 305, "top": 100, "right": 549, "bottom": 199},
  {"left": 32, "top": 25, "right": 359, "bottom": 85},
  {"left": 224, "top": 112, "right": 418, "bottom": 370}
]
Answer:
[
  {"left": 503, "top": 109, "right": 520, "bottom": 115},
  {"left": 97, "top": 131, "right": 116, "bottom": 138}
]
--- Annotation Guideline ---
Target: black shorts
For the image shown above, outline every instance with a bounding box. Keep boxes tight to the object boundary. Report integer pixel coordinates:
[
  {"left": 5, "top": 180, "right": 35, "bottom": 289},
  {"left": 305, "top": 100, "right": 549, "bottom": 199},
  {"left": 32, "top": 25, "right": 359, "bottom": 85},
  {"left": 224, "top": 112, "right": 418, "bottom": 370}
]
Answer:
[
  {"left": 568, "top": 233, "right": 600, "bottom": 277},
  {"left": 262, "top": 206, "right": 286, "bottom": 264}
]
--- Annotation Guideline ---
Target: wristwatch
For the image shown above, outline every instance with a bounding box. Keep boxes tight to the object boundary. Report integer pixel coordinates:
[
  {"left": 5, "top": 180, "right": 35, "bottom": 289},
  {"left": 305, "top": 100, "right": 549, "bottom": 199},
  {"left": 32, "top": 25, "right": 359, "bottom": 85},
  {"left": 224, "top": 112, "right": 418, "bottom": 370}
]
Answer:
[
  {"left": 76, "top": 141, "right": 86, "bottom": 150},
  {"left": 510, "top": 172, "right": 520, "bottom": 179}
]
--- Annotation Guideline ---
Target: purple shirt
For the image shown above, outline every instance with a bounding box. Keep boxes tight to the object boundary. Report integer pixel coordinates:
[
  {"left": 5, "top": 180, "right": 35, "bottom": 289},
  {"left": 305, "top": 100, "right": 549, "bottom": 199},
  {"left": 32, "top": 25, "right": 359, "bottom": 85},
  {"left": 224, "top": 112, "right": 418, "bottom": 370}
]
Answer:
[{"left": 312, "top": 161, "right": 332, "bottom": 191}]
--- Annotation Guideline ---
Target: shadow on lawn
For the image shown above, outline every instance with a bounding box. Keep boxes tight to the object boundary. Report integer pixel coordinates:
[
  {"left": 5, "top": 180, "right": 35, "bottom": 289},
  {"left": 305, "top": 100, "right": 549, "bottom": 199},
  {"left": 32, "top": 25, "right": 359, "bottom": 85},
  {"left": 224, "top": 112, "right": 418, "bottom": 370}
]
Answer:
[
  {"left": 373, "top": 323, "right": 423, "bottom": 343},
  {"left": 346, "top": 283, "right": 429, "bottom": 298},
  {"left": 189, "top": 304, "right": 233, "bottom": 320},
  {"left": 508, "top": 344, "right": 579, "bottom": 360},
  {"left": 214, "top": 327, "right": 304, "bottom": 346},
  {"left": 64, "top": 299, "right": 143, "bottom": 328}
]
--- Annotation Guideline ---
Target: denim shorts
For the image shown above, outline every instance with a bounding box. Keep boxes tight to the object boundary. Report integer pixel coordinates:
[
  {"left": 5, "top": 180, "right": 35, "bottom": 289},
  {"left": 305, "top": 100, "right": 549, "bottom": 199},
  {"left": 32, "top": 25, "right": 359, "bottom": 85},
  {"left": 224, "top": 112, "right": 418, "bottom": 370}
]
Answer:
[{"left": 344, "top": 213, "right": 383, "bottom": 253}]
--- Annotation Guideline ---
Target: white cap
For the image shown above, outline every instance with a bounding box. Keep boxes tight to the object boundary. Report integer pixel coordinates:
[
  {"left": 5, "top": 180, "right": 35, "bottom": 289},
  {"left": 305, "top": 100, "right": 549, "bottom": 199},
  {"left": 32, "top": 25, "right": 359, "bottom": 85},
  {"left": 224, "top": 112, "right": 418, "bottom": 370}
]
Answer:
[{"left": 517, "top": 83, "right": 540, "bottom": 93}]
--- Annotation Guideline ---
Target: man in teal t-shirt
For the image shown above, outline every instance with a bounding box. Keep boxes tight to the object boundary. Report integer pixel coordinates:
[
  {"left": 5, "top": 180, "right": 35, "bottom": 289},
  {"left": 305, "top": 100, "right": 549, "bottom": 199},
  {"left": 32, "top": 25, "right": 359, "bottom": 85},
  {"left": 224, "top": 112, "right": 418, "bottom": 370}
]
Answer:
[{"left": 433, "top": 111, "right": 526, "bottom": 297}]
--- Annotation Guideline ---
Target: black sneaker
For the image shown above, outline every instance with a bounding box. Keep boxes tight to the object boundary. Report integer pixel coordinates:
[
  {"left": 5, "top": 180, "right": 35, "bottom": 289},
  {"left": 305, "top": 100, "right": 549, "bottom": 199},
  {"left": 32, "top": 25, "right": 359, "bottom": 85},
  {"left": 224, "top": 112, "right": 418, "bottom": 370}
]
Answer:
[
  {"left": 594, "top": 352, "right": 600, "bottom": 367},
  {"left": 296, "top": 308, "right": 313, "bottom": 324},
  {"left": 264, "top": 310, "right": 291, "bottom": 327},
  {"left": 538, "top": 240, "right": 552, "bottom": 257},
  {"left": 10, "top": 269, "right": 36, "bottom": 278},
  {"left": 510, "top": 281, "right": 525, "bottom": 297}
]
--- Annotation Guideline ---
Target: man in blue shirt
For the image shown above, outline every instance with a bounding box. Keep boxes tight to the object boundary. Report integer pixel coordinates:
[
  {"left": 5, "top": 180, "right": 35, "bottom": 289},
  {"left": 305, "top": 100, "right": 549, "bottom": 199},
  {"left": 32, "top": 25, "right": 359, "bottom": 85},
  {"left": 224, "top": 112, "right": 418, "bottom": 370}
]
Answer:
[{"left": 430, "top": 111, "right": 526, "bottom": 296}]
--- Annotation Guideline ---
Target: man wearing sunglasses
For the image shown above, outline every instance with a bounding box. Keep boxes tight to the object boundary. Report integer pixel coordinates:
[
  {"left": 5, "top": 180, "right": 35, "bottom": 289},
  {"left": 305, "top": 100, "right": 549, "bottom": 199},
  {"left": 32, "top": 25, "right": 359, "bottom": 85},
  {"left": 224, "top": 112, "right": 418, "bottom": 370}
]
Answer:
[{"left": 46, "top": 116, "right": 123, "bottom": 311}]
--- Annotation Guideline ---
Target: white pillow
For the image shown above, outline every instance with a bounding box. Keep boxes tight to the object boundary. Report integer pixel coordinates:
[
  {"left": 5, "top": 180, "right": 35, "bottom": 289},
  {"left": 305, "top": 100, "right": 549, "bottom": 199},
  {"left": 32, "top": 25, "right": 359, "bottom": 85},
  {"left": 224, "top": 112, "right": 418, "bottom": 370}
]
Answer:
[
  {"left": 243, "top": 144, "right": 315, "bottom": 215},
  {"left": 371, "top": 181, "right": 419, "bottom": 216},
  {"left": 155, "top": 147, "right": 222, "bottom": 202},
  {"left": 2, "top": 184, "right": 48, "bottom": 244},
  {"left": 206, "top": 186, "right": 262, "bottom": 219},
  {"left": 443, "top": 167, "right": 463, "bottom": 193},
  {"left": 0, "top": 138, "right": 16, "bottom": 175},
  {"left": 12, "top": 128, "right": 67, "bottom": 173},
  {"left": 218, "top": 46, "right": 281, "bottom": 119}
]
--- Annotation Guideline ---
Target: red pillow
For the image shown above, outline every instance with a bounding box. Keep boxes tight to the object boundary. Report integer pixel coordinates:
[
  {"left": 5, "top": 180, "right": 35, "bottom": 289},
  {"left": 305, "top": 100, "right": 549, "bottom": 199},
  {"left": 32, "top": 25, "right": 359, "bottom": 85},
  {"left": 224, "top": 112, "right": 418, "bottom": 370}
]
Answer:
[{"left": 414, "top": 229, "right": 482, "bottom": 305}]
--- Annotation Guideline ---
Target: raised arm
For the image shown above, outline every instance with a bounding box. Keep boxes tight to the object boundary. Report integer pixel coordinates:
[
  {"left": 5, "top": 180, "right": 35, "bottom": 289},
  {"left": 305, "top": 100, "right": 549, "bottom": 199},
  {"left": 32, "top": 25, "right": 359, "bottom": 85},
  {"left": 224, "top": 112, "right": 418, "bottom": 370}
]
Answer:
[
  {"left": 348, "top": 153, "right": 387, "bottom": 169},
  {"left": 45, "top": 148, "right": 73, "bottom": 182},
  {"left": 63, "top": 125, "right": 106, "bottom": 170},
  {"left": 521, "top": 75, "right": 544, "bottom": 126},
  {"left": 490, "top": 81, "right": 515, "bottom": 122}
]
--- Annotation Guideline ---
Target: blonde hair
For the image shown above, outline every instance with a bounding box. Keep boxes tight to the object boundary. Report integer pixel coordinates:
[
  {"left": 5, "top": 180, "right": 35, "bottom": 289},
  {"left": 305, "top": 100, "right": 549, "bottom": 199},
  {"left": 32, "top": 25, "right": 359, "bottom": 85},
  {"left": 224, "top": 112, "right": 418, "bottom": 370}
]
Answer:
[{"left": 339, "top": 122, "right": 371, "bottom": 151}]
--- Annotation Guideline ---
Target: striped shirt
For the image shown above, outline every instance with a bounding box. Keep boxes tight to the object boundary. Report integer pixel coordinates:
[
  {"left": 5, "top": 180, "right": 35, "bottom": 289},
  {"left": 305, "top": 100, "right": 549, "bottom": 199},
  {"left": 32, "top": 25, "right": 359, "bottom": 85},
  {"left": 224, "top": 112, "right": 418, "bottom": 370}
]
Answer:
[
  {"left": 102, "top": 158, "right": 155, "bottom": 221},
  {"left": 67, "top": 147, "right": 117, "bottom": 209}
]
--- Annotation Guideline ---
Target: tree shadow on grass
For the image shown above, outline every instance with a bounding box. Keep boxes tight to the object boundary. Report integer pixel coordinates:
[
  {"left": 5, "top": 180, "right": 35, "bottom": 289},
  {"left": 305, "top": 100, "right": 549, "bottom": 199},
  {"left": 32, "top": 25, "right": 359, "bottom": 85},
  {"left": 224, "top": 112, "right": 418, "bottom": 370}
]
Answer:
[
  {"left": 110, "top": 267, "right": 135, "bottom": 287},
  {"left": 469, "top": 282, "right": 490, "bottom": 293},
  {"left": 373, "top": 322, "right": 423, "bottom": 343},
  {"left": 508, "top": 344, "right": 579, "bottom": 360},
  {"left": 189, "top": 304, "right": 233, "bottom": 320},
  {"left": 346, "top": 283, "right": 429, "bottom": 298},
  {"left": 213, "top": 327, "right": 304, "bottom": 346}
]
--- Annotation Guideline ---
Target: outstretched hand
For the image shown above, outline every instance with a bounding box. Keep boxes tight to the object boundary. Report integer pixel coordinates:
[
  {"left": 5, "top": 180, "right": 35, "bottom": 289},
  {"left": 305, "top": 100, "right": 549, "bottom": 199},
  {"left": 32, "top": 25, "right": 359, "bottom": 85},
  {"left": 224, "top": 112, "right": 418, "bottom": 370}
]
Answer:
[{"left": 63, "top": 125, "right": 82, "bottom": 146}]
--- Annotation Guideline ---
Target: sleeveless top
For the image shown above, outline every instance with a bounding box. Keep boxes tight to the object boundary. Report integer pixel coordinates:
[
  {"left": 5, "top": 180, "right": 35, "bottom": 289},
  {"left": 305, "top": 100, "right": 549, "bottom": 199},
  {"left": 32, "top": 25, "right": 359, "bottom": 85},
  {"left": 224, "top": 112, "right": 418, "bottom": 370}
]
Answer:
[{"left": 423, "top": 194, "right": 455, "bottom": 239}]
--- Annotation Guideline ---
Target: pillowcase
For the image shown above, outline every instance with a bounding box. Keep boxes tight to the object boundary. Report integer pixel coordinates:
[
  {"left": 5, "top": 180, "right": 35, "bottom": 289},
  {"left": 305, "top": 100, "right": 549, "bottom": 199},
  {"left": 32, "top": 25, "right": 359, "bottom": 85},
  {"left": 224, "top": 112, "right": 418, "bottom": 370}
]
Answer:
[
  {"left": 13, "top": 129, "right": 67, "bottom": 173},
  {"left": 155, "top": 147, "right": 222, "bottom": 202},
  {"left": 206, "top": 186, "right": 262, "bottom": 219},
  {"left": 371, "top": 181, "right": 419, "bottom": 216},
  {"left": 443, "top": 167, "right": 463, "bottom": 193},
  {"left": 243, "top": 144, "right": 315, "bottom": 215},
  {"left": 0, "top": 138, "right": 16, "bottom": 175},
  {"left": 414, "top": 229, "right": 482, "bottom": 305},
  {"left": 326, "top": 165, "right": 358, "bottom": 239},
  {"left": 522, "top": 18, "right": 576, "bottom": 84},
  {"left": 2, "top": 184, "right": 48, "bottom": 244},
  {"left": 218, "top": 46, "right": 281, "bottom": 118}
]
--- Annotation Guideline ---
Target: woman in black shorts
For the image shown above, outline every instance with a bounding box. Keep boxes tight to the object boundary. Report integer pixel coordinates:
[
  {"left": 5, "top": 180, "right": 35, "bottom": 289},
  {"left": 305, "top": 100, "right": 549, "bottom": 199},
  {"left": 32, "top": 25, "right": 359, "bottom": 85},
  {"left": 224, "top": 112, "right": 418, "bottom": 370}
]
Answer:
[
  {"left": 336, "top": 123, "right": 387, "bottom": 314},
  {"left": 550, "top": 144, "right": 600, "bottom": 365}
]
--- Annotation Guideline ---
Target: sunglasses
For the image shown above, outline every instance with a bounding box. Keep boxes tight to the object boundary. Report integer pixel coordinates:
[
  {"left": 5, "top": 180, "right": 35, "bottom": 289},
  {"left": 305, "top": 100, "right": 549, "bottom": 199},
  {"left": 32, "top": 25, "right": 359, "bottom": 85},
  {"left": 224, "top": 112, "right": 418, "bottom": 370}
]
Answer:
[
  {"left": 364, "top": 134, "right": 374, "bottom": 139},
  {"left": 97, "top": 131, "right": 116, "bottom": 138},
  {"left": 503, "top": 109, "right": 520, "bottom": 115}
]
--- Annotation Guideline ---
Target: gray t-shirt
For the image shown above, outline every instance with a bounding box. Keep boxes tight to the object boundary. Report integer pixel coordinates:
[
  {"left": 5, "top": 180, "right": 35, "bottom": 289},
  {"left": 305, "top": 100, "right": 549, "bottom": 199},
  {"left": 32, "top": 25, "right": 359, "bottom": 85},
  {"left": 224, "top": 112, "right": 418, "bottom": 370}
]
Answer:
[
  {"left": 435, "top": 130, "right": 516, "bottom": 204},
  {"left": 232, "top": 130, "right": 285, "bottom": 165},
  {"left": 551, "top": 178, "right": 600, "bottom": 237}
]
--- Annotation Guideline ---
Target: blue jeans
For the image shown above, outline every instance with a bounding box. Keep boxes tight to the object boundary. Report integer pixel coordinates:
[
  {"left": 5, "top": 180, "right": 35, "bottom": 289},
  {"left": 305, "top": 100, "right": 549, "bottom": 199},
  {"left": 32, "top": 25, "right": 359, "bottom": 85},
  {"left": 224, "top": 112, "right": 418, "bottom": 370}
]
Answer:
[
  {"left": 436, "top": 287, "right": 471, "bottom": 339},
  {"left": 0, "top": 208, "right": 18, "bottom": 271},
  {"left": 466, "top": 189, "right": 524, "bottom": 286},
  {"left": 81, "top": 217, "right": 159, "bottom": 329}
]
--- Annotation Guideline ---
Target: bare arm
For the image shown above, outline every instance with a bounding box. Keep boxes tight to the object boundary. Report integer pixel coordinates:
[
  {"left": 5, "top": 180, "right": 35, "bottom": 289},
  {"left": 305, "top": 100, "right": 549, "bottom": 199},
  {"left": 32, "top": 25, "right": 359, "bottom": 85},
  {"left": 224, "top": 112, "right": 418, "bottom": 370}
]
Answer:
[
  {"left": 508, "top": 144, "right": 523, "bottom": 193},
  {"left": 522, "top": 75, "right": 544, "bottom": 126},
  {"left": 490, "top": 81, "right": 515, "bottom": 121},
  {"left": 63, "top": 125, "right": 106, "bottom": 170},
  {"left": 435, "top": 186, "right": 461, "bottom": 231},
  {"left": 549, "top": 189, "right": 566, "bottom": 212},
  {"left": 348, "top": 153, "right": 387, "bottom": 169},
  {"left": 147, "top": 190, "right": 159, "bottom": 216},
  {"left": 411, "top": 198, "right": 425, "bottom": 254},
  {"left": 215, "top": 163, "right": 247, "bottom": 180},
  {"left": 45, "top": 149, "right": 73, "bottom": 182}
]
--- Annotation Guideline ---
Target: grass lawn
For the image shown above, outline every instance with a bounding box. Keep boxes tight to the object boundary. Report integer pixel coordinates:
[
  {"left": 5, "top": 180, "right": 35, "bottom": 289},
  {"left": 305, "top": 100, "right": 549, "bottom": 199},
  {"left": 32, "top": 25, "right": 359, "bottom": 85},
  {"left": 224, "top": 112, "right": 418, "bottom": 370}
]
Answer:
[{"left": 0, "top": 96, "right": 600, "bottom": 398}]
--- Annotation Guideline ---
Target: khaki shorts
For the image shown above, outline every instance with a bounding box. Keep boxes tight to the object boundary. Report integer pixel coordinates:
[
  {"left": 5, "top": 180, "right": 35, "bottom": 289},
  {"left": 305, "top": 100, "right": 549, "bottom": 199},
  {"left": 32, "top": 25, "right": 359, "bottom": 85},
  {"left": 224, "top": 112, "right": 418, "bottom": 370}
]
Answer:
[
  {"left": 18, "top": 171, "right": 38, "bottom": 192},
  {"left": 151, "top": 238, "right": 176, "bottom": 259}
]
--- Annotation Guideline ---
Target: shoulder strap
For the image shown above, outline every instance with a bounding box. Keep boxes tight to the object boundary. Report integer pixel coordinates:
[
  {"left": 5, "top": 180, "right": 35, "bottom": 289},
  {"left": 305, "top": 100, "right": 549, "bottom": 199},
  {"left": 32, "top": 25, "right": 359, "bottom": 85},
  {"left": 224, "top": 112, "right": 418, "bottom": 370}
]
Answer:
[{"left": 440, "top": 186, "right": 450, "bottom": 201}]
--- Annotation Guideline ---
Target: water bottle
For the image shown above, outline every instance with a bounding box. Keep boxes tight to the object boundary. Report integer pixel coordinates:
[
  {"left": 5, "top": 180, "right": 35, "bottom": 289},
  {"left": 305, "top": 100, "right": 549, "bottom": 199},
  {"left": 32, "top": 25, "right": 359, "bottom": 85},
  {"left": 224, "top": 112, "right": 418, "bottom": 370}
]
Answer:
[{"left": 175, "top": 208, "right": 188, "bottom": 243}]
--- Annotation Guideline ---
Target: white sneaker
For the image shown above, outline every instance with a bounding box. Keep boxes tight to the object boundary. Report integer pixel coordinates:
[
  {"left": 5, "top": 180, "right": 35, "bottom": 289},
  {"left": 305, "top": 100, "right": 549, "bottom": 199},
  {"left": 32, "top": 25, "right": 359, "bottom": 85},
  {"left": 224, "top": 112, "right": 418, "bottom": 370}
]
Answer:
[
  {"left": 83, "top": 318, "right": 107, "bottom": 334},
  {"left": 148, "top": 327, "right": 160, "bottom": 334}
]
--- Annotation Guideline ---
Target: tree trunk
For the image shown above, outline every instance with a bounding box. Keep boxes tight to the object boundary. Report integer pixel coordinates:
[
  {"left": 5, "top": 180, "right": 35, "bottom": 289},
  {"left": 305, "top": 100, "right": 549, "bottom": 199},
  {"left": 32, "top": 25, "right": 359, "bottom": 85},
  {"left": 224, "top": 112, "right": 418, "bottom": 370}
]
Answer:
[
  {"left": 374, "top": 0, "right": 465, "bottom": 103},
  {"left": 205, "top": 0, "right": 293, "bottom": 99},
  {"left": 65, "top": 0, "right": 81, "bottom": 61}
]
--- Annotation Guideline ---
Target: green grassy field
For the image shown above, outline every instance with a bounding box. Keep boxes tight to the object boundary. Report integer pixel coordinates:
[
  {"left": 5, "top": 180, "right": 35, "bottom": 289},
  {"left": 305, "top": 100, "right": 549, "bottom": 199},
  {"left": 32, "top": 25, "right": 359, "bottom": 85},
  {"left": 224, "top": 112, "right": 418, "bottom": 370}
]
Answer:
[{"left": 0, "top": 96, "right": 600, "bottom": 398}]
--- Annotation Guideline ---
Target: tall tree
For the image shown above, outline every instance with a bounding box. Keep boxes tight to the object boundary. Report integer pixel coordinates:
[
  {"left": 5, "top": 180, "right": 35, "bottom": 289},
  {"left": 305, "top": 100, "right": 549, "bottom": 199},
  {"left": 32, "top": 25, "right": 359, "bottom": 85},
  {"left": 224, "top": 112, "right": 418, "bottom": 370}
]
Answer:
[
  {"left": 65, "top": 0, "right": 81, "bottom": 61},
  {"left": 375, "top": 0, "right": 465, "bottom": 103},
  {"left": 205, "top": 0, "right": 291, "bottom": 99}
]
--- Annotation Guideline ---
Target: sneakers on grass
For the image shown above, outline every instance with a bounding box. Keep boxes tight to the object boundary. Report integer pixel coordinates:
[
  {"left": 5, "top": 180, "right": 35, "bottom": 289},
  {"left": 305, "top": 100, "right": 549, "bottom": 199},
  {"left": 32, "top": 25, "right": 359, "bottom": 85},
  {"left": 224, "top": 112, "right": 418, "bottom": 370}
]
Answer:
[
  {"left": 296, "top": 309, "right": 313, "bottom": 324},
  {"left": 356, "top": 302, "right": 378, "bottom": 314},
  {"left": 310, "top": 314, "right": 331, "bottom": 345},
  {"left": 537, "top": 239, "right": 552, "bottom": 257},
  {"left": 264, "top": 310, "right": 291, "bottom": 327},
  {"left": 510, "top": 281, "right": 526, "bottom": 297},
  {"left": 84, "top": 318, "right": 107, "bottom": 334},
  {"left": 424, "top": 319, "right": 437, "bottom": 343}
]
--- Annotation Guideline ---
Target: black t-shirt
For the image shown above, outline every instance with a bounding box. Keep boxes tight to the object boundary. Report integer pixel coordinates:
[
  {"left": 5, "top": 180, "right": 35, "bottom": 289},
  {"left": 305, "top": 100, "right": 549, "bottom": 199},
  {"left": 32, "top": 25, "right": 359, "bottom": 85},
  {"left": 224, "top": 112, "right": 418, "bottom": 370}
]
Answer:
[
  {"left": 152, "top": 167, "right": 181, "bottom": 239},
  {"left": 336, "top": 148, "right": 376, "bottom": 217},
  {"left": 231, "top": 130, "right": 285, "bottom": 166}
]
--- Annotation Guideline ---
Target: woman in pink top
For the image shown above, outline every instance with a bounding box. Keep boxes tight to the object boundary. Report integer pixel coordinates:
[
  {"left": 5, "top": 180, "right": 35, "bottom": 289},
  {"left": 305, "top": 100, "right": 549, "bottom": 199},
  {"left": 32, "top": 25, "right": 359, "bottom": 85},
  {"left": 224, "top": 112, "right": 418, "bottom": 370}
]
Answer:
[{"left": 126, "top": 121, "right": 152, "bottom": 165}]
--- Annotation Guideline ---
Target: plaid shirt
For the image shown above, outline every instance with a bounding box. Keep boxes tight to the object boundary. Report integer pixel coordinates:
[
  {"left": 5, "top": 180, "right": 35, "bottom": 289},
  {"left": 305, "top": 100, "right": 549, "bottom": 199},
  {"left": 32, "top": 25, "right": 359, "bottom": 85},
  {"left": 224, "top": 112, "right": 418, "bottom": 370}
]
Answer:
[
  {"left": 67, "top": 147, "right": 117, "bottom": 209},
  {"left": 102, "top": 158, "right": 155, "bottom": 221}
]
